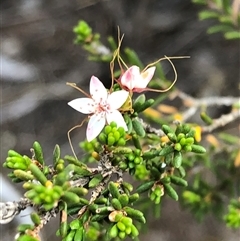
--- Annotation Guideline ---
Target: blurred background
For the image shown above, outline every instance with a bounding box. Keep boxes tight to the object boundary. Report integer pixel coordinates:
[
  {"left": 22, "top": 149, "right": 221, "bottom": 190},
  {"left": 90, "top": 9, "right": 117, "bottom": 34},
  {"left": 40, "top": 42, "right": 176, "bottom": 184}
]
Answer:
[{"left": 1, "top": 0, "right": 239, "bottom": 240}]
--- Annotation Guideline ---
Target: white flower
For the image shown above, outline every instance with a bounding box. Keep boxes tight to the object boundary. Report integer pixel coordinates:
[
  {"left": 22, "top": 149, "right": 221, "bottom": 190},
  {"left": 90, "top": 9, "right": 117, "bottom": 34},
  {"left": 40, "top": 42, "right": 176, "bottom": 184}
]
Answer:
[
  {"left": 120, "top": 65, "right": 156, "bottom": 92},
  {"left": 68, "top": 76, "right": 129, "bottom": 141}
]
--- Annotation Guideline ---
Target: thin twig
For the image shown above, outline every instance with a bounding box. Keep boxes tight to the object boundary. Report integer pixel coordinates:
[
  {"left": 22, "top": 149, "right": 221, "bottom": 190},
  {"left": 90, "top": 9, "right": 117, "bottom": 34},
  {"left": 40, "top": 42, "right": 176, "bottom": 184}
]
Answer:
[
  {"left": 177, "top": 90, "right": 239, "bottom": 107},
  {"left": 202, "top": 110, "right": 240, "bottom": 133},
  {"left": 137, "top": 118, "right": 165, "bottom": 137}
]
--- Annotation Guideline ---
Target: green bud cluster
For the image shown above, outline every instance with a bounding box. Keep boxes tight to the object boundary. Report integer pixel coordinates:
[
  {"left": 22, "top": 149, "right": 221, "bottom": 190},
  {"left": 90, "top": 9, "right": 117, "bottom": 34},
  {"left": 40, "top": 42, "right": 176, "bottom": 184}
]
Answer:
[
  {"left": 224, "top": 200, "right": 240, "bottom": 229},
  {"left": 108, "top": 181, "right": 134, "bottom": 199},
  {"left": 60, "top": 219, "right": 85, "bottom": 241},
  {"left": 98, "top": 122, "right": 126, "bottom": 146},
  {"left": 108, "top": 215, "right": 139, "bottom": 240},
  {"left": 149, "top": 185, "right": 164, "bottom": 204},
  {"left": 134, "top": 164, "right": 150, "bottom": 180},
  {"left": 73, "top": 20, "right": 93, "bottom": 44},
  {"left": 160, "top": 124, "right": 206, "bottom": 169},
  {"left": 79, "top": 139, "right": 102, "bottom": 163},
  {"left": 24, "top": 183, "right": 63, "bottom": 210},
  {"left": 15, "top": 224, "right": 37, "bottom": 241},
  {"left": 108, "top": 203, "right": 145, "bottom": 239},
  {"left": 4, "top": 150, "right": 31, "bottom": 171},
  {"left": 80, "top": 139, "right": 99, "bottom": 152},
  {"left": 85, "top": 225, "right": 100, "bottom": 241},
  {"left": 125, "top": 149, "right": 143, "bottom": 174},
  {"left": 15, "top": 234, "right": 38, "bottom": 241}
]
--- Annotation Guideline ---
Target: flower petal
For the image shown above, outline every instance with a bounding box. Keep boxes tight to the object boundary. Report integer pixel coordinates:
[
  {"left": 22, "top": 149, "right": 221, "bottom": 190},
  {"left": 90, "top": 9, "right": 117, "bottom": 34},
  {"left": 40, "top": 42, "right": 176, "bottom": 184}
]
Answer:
[
  {"left": 107, "top": 90, "right": 129, "bottom": 110},
  {"left": 90, "top": 76, "right": 108, "bottom": 102},
  {"left": 86, "top": 113, "right": 106, "bottom": 141},
  {"left": 68, "top": 98, "right": 95, "bottom": 114},
  {"left": 106, "top": 110, "right": 128, "bottom": 131},
  {"left": 120, "top": 66, "right": 140, "bottom": 90},
  {"left": 135, "top": 66, "right": 156, "bottom": 89}
]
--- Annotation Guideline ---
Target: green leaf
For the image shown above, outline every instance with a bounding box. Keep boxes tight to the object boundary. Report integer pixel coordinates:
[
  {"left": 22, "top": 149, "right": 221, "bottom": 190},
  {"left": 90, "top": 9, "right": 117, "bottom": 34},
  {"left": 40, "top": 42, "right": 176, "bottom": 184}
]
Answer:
[
  {"left": 159, "top": 146, "right": 174, "bottom": 156},
  {"left": 68, "top": 187, "right": 88, "bottom": 196},
  {"left": 109, "top": 224, "right": 118, "bottom": 238},
  {"left": 178, "top": 166, "right": 186, "bottom": 178},
  {"left": 129, "top": 193, "right": 139, "bottom": 203},
  {"left": 74, "top": 227, "right": 84, "bottom": 241},
  {"left": 30, "top": 212, "right": 41, "bottom": 225},
  {"left": 222, "top": 0, "right": 231, "bottom": 14},
  {"left": 136, "top": 181, "right": 155, "bottom": 193},
  {"left": 132, "top": 134, "right": 142, "bottom": 150},
  {"left": 191, "top": 144, "right": 206, "bottom": 154},
  {"left": 61, "top": 191, "right": 81, "bottom": 204},
  {"left": 96, "top": 206, "right": 113, "bottom": 215},
  {"left": 113, "top": 147, "right": 132, "bottom": 154},
  {"left": 131, "top": 224, "right": 139, "bottom": 237},
  {"left": 170, "top": 175, "right": 188, "bottom": 187},
  {"left": 163, "top": 183, "right": 178, "bottom": 201},
  {"left": 133, "top": 94, "right": 146, "bottom": 113},
  {"left": 207, "top": 24, "right": 233, "bottom": 34},
  {"left": 142, "top": 149, "right": 160, "bottom": 160},
  {"left": 124, "top": 48, "right": 144, "bottom": 69},
  {"left": 33, "top": 141, "right": 44, "bottom": 165},
  {"left": 191, "top": 0, "right": 207, "bottom": 4},
  {"left": 167, "top": 133, "right": 177, "bottom": 143},
  {"left": 219, "top": 15, "right": 233, "bottom": 24},
  {"left": 119, "top": 194, "right": 129, "bottom": 207},
  {"left": 88, "top": 175, "right": 103, "bottom": 188},
  {"left": 198, "top": 10, "right": 219, "bottom": 20},
  {"left": 16, "top": 234, "right": 38, "bottom": 241},
  {"left": 124, "top": 207, "right": 146, "bottom": 223},
  {"left": 64, "top": 155, "right": 87, "bottom": 168},
  {"left": 108, "top": 181, "right": 121, "bottom": 198},
  {"left": 200, "top": 112, "right": 213, "bottom": 125},
  {"left": 224, "top": 31, "right": 240, "bottom": 39},
  {"left": 173, "top": 151, "right": 182, "bottom": 168},
  {"left": 29, "top": 163, "right": 47, "bottom": 185},
  {"left": 122, "top": 181, "right": 133, "bottom": 192},
  {"left": 13, "top": 170, "right": 34, "bottom": 181},
  {"left": 132, "top": 119, "right": 146, "bottom": 137},
  {"left": 70, "top": 219, "right": 81, "bottom": 230},
  {"left": 74, "top": 166, "right": 92, "bottom": 176},
  {"left": 17, "top": 224, "right": 34, "bottom": 233},
  {"left": 8, "top": 150, "right": 22, "bottom": 158},
  {"left": 124, "top": 114, "right": 133, "bottom": 134},
  {"left": 111, "top": 198, "right": 122, "bottom": 210},
  {"left": 117, "top": 221, "right": 126, "bottom": 232},
  {"left": 218, "top": 132, "right": 239, "bottom": 144},
  {"left": 215, "top": 0, "right": 223, "bottom": 9},
  {"left": 53, "top": 144, "right": 61, "bottom": 166},
  {"left": 107, "top": 36, "right": 117, "bottom": 51},
  {"left": 91, "top": 214, "right": 107, "bottom": 222},
  {"left": 162, "top": 124, "right": 174, "bottom": 135},
  {"left": 65, "top": 230, "right": 76, "bottom": 241},
  {"left": 137, "top": 98, "right": 155, "bottom": 113}
]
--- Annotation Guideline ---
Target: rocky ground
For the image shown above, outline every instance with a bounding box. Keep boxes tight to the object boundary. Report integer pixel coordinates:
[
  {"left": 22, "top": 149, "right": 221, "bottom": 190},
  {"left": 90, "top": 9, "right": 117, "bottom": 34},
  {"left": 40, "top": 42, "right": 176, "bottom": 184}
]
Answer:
[{"left": 1, "top": 0, "right": 239, "bottom": 240}]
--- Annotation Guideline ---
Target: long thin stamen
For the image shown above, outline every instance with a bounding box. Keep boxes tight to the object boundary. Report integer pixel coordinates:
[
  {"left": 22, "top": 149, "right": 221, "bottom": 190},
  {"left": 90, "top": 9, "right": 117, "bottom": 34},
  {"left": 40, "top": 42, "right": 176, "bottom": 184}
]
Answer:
[
  {"left": 146, "top": 56, "right": 179, "bottom": 93},
  {"left": 143, "top": 56, "right": 190, "bottom": 72},
  {"left": 66, "top": 82, "right": 91, "bottom": 98},
  {"left": 67, "top": 117, "right": 88, "bottom": 160},
  {"left": 110, "top": 30, "right": 125, "bottom": 92},
  {"left": 141, "top": 56, "right": 190, "bottom": 93}
]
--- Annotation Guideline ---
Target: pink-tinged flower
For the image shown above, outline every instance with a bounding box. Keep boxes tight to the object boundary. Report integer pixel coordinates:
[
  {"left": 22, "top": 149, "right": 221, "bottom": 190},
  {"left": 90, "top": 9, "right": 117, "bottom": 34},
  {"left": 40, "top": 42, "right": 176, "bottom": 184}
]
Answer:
[
  {"left": 68, "top": 76, "right": 129, "bottom": 142},
  {"left": 120, "top": 65, "right": 156, "bottom": 93}
]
